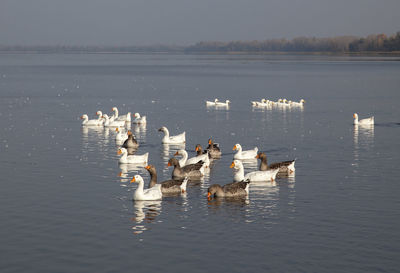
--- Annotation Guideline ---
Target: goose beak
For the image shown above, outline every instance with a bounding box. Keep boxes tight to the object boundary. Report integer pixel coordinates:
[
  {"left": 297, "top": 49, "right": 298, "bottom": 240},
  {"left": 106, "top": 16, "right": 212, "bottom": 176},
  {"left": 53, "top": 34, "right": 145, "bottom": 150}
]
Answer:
[
  {"left": 145, "top": 165, "right": 151, "bottom": 170},
  {"left": 353, "top": 114, "right": 356, "bottom": 118},
  {"left": 80, "top": 116, "right": 83, "bottom": 119},
  {"left": 207, "top": 192, "right": 211, "bottom": 198},
  {"left": 158, "top": 128, "right": 163, "bottom": 132},
  {"left": 117, "top": 149, "right": 122, "bottom": 155},
  {"left": 229, "top": 162, "right": 235, "bottom": 168},
  {"left": 167, "top": 162, "right": 172, "bottom": 167},
  {"left": 118, "top": 172, "right": 122, "bottom": 177},
  {"left": 255, "top": 154, "right": 260, "bottom": 159},
  {"left": 195, "top": 146, "right": 199, "bottom": 152},
  {"left": 233, "top": 145, "right": 237, "bottom": 151},
  {"left": 115, "top": 128, "right": 119, "bottom": 132},
  {"left": 130, "top": 177, "right": 136, "bottom": 183},
  {"left": 174, "top": 151, "right": 179, "bottom": 156},
  {"left": 127, "top": 130, "right": 132, "bottom": 135},
  {"left": 208, "top": 139, "right": 212, "bottom": 145}
]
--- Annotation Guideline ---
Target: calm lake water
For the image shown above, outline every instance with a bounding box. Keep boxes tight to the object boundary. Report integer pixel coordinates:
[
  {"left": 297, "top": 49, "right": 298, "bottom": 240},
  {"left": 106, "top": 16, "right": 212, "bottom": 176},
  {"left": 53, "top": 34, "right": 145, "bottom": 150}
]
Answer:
[{"left": 0, "top": 53, "right": 399, "bottom": 272}]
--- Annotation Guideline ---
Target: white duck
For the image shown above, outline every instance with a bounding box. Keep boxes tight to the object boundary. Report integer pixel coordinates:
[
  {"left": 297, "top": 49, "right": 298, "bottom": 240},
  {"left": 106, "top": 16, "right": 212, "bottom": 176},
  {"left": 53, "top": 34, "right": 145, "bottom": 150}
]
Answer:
[
  {"left": 233, "top": 144, "right": 258, "bottom": 160},
  {"left": 132, "top": 112, "right": 147, "bottom": 124},
  {"left": 206, "top": 98, "right": 219, "bottom": 106},
  {"left": 174, "top": 149, "right": 210, "bottom": 167},
  {"left": 112, "top": 107, "right": 131, "bottom": 122},
  {"left": 103, "top": 114, "right": 126, "bottom": 127},
  {"left": 117, "top": 148, "right": 149, "bottom": 164},
  {"left": 353, "top": 113, "right": 374, "bottom": 126},
  {"left": 115, "top": 127, "right": 128, "bottom": 143},
  {"left": 215, "top": 99, "right": 230, "bottom": 106},
  {"left": 158, "top": 126, "right": 185, "bottom": 144},
  {"left": 80, "top": 114, "right": 103, "bottom": 126},
  {"left": 130, "top": 175, "right": 162, "bottom": 201},
  {"left": 231, "top": 160, "right": 279, "bottom": 182},
  {"left": 289, "top": 99, "right": 305, "bottom": 107}
]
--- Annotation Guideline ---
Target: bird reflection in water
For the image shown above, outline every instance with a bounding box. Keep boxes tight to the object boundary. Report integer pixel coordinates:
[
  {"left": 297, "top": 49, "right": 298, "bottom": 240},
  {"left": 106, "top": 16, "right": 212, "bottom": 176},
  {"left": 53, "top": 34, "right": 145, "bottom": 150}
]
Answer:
[
  {"left": 353, "top": 124, "right": 374, "bottom": 167},
  {"left": 118, "top": 163, "right": 147, "bottom": 183},
  {"left": 133, "top": 123, "right": 147, "bottom": 142},
  {"left": 131, "top": 200, "right": 162, "bottom": 235},
  {"left": 160, "top": 143, "right": 185, "bottom": 176},
  {"left": 207, "top": 196, "right": 250, "bottom": 207}
]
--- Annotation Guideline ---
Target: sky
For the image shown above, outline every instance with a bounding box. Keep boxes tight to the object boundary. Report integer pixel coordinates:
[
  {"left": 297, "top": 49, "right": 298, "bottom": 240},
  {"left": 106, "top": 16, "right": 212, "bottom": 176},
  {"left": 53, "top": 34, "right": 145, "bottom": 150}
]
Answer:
[{"left": 1, "top": 0, "right": 399, "bottom": 46}]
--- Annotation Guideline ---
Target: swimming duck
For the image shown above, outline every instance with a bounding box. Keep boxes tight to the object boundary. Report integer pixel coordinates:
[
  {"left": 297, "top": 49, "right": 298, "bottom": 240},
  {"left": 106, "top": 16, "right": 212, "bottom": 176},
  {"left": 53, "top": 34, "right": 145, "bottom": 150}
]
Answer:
[
  {"left": 205, "top": 98, "right": 219, "bottom": 106},
  {"left": 158, "top": 126, "right": 186, "bottom": 144},
  {"left": 353, "top": 113, "right": 374, "bottom": 126},
  {"left": 145, "top": 165, "right": 188, "bottom": 194},
  {"left": 122, "top": 131, "right": 139, "bottom": 149},
  {"left": 231, "top": 160, "right": 278, "bottom": 182},
  {"left": 167, "top": 157, "right": 205, "bottom": 180},
  {"left": 233, "top": 143, "right": 258, "bottom": 160},
  {"left": 130, "top": 175, "right": 162, "bottom": 201},
  {"left": 174, "top": 149, "right": 210, "bottom": 167},
  {"left": 118, "top": 148, "right": 148, "bottom": 164},
  {"left": 256, "top": 152, "right": 295, "bottom": 175},
  {"left": 80, "top": 114, "right": 103, "bottom": 126},
  {"left": 207, "top": 180, "right": 250, "bottom": 198},
  {"left": 103, "top": 114, "right": 126, "bottom": 127},
  {"left": 206, "top": 138, "right": 222, "bottom": 158}
]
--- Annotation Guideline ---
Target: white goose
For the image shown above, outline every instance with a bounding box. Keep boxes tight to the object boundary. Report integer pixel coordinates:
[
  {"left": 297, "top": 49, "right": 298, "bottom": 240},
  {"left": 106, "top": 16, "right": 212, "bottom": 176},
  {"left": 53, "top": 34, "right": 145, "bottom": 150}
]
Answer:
[
  {"left": 231, "top": 160, "right": 279, "bottom": 182},
  {"left": 117, "top": 148, "right": 149, "bottom": 164},
  {"left": 174, "top": 149, "right": 210, "bottom": 167},
  {"left": 103, "top": 114, "right": 126, "bottom": 127},
  {"left": 206, "top": 98, "right": 219, "bottom": 106},
  {"left": 289, "top": 99, "right": 305, "bottom": 107},
  {"left": 233, "top": 144, "right": 258, "bottom": 160},
  {"left": 353, "top": 113, "right": 374, "bottom": 126},
  {"left": 130, "top": 175, "right": 162, "bottom": 201},
  {"left": 133, "top": 112, "right": 147, "bottom": 124},
  {"left": 115, "top": 127, "right": 128, "bottom": 143},
  {"left": 215, "top": 99, "right": 230, "bottom": 106},
  {"left": 80, "top": 114, "right": 103, "bottom": 126},
  {"left": 158, "top": 126, "right": 185, "bottom": 144},
  {"left": 112, "top": 107, "right": 131, "bottom": 122}
]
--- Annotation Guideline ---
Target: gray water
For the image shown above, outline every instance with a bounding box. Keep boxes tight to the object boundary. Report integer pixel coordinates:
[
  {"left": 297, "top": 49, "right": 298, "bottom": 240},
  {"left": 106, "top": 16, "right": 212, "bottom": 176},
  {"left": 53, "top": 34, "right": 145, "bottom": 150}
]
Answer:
[{"left": 0, "top": 53, "right": 399, "bottom": 273}]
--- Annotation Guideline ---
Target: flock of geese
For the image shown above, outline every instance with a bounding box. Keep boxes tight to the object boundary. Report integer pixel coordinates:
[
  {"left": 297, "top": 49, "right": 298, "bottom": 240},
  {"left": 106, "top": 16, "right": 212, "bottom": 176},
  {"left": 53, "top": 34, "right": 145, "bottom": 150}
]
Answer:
[
  {"left": 80, "top": 102, "right": 374, "bottom": 202},
  {"left": 80, "top": 104, "right": 297, "bottom": 202},
  {"left": 205, "top": 98, "right": 306, "bottom": 108}
]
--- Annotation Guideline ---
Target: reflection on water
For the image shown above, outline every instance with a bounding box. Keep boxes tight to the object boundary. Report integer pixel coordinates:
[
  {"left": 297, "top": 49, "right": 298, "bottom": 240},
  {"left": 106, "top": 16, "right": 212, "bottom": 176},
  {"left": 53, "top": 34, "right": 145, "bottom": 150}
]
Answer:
[
  {"left": 207, "top": 196, "right": 250, "bottom": 208},
  {"left": 160, "top": 143, "right": 186, "bottom": 176},
  {"left": 119, "top": 163, "right": 147, "bottom": 183},
  {"left": 353, "top": 125, "right": 375, "bottom": 167},
  {"left": 133, "top": 124, "right": 147, "bottom": 143},
  {"left": 131, "top": 200, "right": 162, "bottom": 234}
]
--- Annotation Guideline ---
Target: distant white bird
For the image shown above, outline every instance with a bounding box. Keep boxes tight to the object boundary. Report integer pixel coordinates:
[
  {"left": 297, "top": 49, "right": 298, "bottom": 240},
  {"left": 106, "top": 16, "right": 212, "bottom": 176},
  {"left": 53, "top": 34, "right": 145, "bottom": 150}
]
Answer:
[
  {"left": 103, "top": 114, "right": 126, "bottom": 127},
  {"left": 215, "top": 99, "right": 230, "bottom": 106},
  {"left": 158, "top": 126, "right": 185, "bottom": 144},
  {"left": 132, "top": 112, "right": 146, "bottom": 124},
  {"left": 289, "top": 99, "right": 305, "bottom": 107},
  {"left": 117, "top": 148, "right": 148, "bottom": 164},
  {"left": 353, "top": 113, "right": 374, "bottom": 126},
  {"left": 233, "top": 143, "right": 258, "bottom": 160},
  {"left": 231, "top": 160, "right": 279, "bottom": 182},
  {"left": 111, "top": 107, "right": 131, "bottom": 122},
  {"left": 80, "top": 113, "right": 103, "bottom": 126},
  {"left": 206, "top": 98, "right": 219, "bottom": 106}
]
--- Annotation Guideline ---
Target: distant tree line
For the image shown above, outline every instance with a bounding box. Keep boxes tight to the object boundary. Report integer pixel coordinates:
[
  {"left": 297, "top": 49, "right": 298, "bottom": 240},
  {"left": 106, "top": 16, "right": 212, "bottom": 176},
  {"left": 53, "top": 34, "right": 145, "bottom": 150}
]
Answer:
[
  {"left": 185, "top": 32, "right": 400, "bottom": 53},
  {"left": 1, "top": 32, "right": 399, "bottom": 53}
]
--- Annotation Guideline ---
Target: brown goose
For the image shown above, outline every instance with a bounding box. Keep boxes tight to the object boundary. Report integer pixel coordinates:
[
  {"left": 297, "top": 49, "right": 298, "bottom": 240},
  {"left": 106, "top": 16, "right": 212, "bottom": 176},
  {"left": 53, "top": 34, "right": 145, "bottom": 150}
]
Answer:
[
  {"left": 206, "top": 138, "right": 222, "bottom": 158},
  {"left": 122, "top": 131, "right": 139, "bottom": 149},
  {"left": 145, "top": 165, "right": 188, "bottom": 194},
  {"left": 207, "top": 181, "right": 250, "bottom": 198},
  {"left": 256, "top": 152, "right": 296, "bottom": 175},
  {"left": 167, "top": 158, "right": 205, "bottom": 180}
]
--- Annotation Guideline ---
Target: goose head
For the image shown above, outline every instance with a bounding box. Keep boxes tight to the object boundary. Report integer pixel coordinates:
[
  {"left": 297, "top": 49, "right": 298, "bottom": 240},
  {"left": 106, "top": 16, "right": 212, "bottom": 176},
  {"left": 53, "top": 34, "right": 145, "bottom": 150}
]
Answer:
[
  {"left": 230, "top": 160, "right": 243, "bottom": 170},
  {"left": 167, "top": 157, "right": 179, "bottom": 167},
  {"left": 255, "top": 152, "right": 267, "bottom": 160},
  {"left": 96, "top": 111, "right": 102, "bottom": 116},
  {"left": 158, "top": 126, "right": 167, "bottom": 132},
  {"left": 300, "top": 99, "right": 305, "bottom": 103},
  {"left": 117, "top": 148, "right": 127, "bottom": 155},
  {"left": 81, "top": 114, "right": 88, "bottom": 120},
  {"left": 130, "top": 175, "right": 144, "bottom": 184},
  {"left": 233, "top": 144, "right": 242, "bottom": 151},
  {"left": 353, "top": 113, "right": 358, "bottom": 119},
  {"left": 112, "top": 107, "right": 118, "bottom": 112},
  {"left": 134, "top": 113, "right": 141, "bottom": 118},
  {"left": 207, "top": 184, "right": 223, "bottom": 198},
  {"left": 226, "top": 100, "right": 231, "bottom": 104}
]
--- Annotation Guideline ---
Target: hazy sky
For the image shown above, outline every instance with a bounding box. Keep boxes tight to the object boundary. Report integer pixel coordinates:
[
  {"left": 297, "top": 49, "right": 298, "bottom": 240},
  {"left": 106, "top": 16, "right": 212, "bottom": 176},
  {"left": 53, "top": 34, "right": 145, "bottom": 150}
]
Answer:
[{"left": 1, "top": 0, "right": 399, "bottom": 45}]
